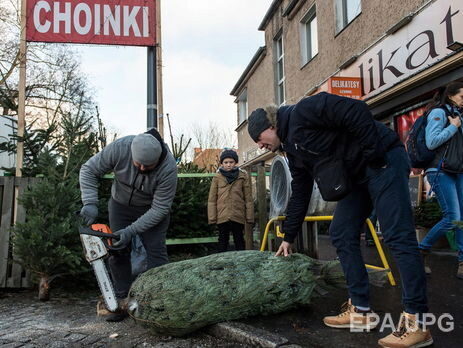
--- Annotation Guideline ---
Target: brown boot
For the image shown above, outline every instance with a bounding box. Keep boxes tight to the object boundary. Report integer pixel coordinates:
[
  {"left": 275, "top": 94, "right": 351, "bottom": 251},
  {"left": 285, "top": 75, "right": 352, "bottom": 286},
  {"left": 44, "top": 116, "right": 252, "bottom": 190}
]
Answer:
[
  {"left": 323, "top": 299, "right": 378, "bottom": 331},
  {"left": 378, "top": 312, "right": 433, "bottom": 348},
  {"left": 420, "top": 249, "right": 431, "bottom": 275},
  {"left": 457, "top": 261, "right": 463, "bottom": 279}
]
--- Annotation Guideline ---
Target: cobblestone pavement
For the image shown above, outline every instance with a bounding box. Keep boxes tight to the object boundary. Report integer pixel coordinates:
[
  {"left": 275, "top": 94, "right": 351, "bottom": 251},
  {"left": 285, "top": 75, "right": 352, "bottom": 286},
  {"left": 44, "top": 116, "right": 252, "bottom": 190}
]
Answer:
[{"left": 0, "top": 290, "right": 250, "bottom": 348}]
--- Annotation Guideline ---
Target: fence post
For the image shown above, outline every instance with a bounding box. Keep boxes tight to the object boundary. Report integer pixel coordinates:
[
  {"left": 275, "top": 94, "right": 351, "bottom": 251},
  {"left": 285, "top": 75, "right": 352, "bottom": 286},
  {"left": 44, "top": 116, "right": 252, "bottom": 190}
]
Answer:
[
  {"left": 244, "top": 171, "right": 253, "bottom": 250},
  {"left": 0, "top": 177, "right": 14, "bottom": 287},
  {"left": 256, "top": 162, "right": 267, "bottom": 247}
]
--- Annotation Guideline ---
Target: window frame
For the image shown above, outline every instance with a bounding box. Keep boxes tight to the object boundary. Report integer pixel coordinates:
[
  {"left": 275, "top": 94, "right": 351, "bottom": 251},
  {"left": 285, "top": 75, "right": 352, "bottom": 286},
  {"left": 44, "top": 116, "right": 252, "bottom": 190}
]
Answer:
[
  {"left": 300, "top": 5, "right": 318, "bottom": 67},
  {"left": 274, "top": 32, "right": 286, "bottom": 106},
  {"left": 237, "top": 88, "right": 248, "bottom": 126},
  {"left": 335, "top": 0, "right": 361, "bottom": 35}
]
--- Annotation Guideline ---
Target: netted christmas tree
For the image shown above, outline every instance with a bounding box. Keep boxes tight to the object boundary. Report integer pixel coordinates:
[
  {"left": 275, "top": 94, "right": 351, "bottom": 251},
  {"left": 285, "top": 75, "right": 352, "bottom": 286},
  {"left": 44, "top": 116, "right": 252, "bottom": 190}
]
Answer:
[{"left": 127, "top": 250, "right": 345, "bottom": 336}]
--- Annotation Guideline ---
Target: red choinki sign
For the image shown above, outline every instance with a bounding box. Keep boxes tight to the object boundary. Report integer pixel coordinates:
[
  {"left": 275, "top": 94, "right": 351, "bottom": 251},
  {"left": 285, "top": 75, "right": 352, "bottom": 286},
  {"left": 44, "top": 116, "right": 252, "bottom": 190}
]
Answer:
[{"left": 26, "top": 0, "right": 156, "bottom": 46}]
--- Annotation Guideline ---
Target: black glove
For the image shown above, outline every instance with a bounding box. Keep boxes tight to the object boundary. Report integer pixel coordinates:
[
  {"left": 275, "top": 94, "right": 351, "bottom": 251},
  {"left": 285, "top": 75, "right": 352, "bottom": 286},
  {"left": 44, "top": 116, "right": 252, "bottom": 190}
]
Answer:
[{"left": 80, "top": 204, "right": 98, "bottom": 226}]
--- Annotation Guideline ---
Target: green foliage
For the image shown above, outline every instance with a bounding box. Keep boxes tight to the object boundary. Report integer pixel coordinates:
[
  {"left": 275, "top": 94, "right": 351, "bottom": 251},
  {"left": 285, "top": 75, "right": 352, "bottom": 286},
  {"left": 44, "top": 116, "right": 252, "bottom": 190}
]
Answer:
[
  {"left": 11, "top": 175, "right": 89, "bottom": 279},
  {"left": 414, "top": 199, "right": 443, "bottom": 228},
  {"left": 168, "top": 163, "right": 215, "bottom": 238},
  {"left": 4, "top": 110, "right": 109, "bottom": 289}
]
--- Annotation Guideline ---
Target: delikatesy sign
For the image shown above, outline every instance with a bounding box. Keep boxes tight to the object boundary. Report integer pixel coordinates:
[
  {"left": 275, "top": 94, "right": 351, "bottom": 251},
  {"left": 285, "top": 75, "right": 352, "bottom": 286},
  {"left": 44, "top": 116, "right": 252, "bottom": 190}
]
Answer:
[{"left": 26, "top": 0, "right": 156, "bottom": 46}]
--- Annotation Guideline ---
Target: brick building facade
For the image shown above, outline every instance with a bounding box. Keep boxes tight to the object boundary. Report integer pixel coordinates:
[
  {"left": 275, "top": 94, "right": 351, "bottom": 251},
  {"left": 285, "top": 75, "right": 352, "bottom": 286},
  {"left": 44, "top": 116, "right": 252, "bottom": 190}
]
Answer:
[{"left": 231, "top": 0, "right": 463, "bottom": 167}]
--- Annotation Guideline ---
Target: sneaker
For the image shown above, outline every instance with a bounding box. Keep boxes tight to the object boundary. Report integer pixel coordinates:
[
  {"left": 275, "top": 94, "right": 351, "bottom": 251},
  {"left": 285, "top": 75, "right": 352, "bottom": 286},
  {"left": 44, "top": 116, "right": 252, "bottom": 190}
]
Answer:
[
  {"left": 378, "top": 312, "right": 433, "bottom": 348},
  {"left": 420, "top": 249, "right": 431, "bottom": 275},
  {"left": 323, "top": 299, "right": 378, "bottom": 331},
  {"left": 457, "top": 262, "right": 463, "bottom": 279}
]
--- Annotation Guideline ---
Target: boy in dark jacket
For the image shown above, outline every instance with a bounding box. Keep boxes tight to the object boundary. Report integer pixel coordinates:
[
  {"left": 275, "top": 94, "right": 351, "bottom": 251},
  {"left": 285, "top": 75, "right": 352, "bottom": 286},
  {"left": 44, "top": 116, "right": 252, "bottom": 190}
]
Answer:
[{"left": 247, "top": 93, "right": 431, "bottom": 348}]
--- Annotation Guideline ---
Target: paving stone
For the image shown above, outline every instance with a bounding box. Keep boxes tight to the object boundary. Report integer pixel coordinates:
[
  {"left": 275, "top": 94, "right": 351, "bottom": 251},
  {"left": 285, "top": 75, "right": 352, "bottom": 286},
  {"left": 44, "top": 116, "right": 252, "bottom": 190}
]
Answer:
[
  {"left": 77, "top": 334, "right": 102, "bottom": 346},
  {"left": 0, "top": 342, "right": 25, "bottom": 348},
  {"left": 0, "top": 291, "right": 272, "bottom": 348},
  {"left": 0, "top": 329, "right": 33, "bottom": 343},
  {"left": 63, "top": 332, "right": 87, "bottom": 343}
]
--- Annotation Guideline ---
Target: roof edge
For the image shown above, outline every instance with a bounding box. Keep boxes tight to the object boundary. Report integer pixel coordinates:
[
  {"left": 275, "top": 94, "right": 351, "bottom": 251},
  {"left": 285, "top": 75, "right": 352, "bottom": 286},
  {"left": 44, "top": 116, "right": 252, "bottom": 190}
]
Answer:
[
  {"left": 230, "top": 46, "right": 266, "bottom": 96},
  {"left": 258, "top": 0, "right": 283, "bottom": 31}
]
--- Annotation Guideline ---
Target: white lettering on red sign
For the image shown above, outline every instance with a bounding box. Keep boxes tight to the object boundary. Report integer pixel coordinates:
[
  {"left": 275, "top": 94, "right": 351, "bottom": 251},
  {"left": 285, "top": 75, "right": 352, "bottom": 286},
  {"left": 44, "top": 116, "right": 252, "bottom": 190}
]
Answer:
[
  {"left": 331, "top": 80, "right": 361, "bottom": 89},
  {"left": 27, "top": 0, "right": 156, "bottom": 46}
]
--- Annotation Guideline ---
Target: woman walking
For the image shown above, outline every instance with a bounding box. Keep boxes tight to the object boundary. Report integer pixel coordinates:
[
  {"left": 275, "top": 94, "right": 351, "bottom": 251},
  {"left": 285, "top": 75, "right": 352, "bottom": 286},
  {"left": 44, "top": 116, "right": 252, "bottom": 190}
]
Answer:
[{"left": 419, "top": 81, "right": 463, "bottom": 279}]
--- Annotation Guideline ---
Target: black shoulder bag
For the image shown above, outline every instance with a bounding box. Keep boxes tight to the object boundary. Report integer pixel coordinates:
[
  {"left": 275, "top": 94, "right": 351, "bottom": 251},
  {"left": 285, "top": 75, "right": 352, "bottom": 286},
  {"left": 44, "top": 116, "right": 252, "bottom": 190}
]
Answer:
[{"left": 313, "top": 139, "right": 352, "bottom": 202}]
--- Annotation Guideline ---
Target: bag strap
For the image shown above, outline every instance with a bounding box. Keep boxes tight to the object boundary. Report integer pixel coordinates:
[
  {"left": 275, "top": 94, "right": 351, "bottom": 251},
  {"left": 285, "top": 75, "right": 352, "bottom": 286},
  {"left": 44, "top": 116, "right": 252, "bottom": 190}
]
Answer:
[{"left": 426, "top": 106, "right": 454, "bottom": 197}]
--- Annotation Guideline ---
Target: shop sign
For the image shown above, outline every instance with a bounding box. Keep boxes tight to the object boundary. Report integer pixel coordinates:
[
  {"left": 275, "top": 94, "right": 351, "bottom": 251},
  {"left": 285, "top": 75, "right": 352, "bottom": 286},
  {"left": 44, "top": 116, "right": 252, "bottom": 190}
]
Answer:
[
  {"left": 26, "top": 0, "right": 156, "bottom": 46},
  {"left": 327, "top": 77, "right": 362, "bottom": 99},
  {"left": 343, "top": 0, "right": 463, "bottom": 99}
]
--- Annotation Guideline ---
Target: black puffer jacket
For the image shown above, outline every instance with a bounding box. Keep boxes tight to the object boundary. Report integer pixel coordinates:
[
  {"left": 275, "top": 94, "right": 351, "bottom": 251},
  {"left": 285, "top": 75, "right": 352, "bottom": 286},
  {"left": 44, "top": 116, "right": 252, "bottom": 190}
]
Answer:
[{"left": 277, "top": 92, "right": 402, "bottom": 243}]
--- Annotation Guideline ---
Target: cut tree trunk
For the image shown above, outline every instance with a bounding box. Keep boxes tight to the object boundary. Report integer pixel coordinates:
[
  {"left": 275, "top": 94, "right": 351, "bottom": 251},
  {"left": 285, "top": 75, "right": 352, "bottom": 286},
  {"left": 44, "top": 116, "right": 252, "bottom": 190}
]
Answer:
[{"left": 38, "top": 275, "right": 50, "bottom": 301}]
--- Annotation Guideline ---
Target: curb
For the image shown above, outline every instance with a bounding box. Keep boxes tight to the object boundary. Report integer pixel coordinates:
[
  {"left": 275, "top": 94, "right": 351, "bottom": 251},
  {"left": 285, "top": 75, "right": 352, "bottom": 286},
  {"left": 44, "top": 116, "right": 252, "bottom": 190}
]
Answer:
[{"left": 208, "top": 321, "right": 301, "bottom": 348}]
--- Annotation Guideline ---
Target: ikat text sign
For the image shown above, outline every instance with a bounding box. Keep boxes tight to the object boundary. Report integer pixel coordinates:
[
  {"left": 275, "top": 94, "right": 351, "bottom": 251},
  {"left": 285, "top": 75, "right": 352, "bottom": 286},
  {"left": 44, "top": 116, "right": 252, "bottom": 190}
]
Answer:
[{"left": 26, "top": 0, "right": 156, "bottom": 46}]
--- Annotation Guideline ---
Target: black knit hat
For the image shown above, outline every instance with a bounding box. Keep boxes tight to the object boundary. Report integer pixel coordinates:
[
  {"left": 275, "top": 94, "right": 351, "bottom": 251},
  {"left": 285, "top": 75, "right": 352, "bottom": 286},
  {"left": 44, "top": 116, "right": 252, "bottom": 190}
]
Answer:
[
  {"left": 220, "top": 149, "right": 238, "bottom": 163},
  {"left": 247, "top": 108, "right": 272, "bottom": 142}
]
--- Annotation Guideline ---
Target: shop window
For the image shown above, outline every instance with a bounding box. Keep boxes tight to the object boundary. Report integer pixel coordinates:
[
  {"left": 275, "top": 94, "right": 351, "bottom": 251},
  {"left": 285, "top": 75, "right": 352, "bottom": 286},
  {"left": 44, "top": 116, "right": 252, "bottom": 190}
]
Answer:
[
  {"left": 335, "top": 0, "right": 361, "bottom": 34},
  {"left": 274, "top": 34, "right": 286, "bottom": 106},
  {"left": 300, "top": 5, "right": 318, "bottom": 66},
  {"left": 237, "top": 89, "right": 248, "bottom": 125}
]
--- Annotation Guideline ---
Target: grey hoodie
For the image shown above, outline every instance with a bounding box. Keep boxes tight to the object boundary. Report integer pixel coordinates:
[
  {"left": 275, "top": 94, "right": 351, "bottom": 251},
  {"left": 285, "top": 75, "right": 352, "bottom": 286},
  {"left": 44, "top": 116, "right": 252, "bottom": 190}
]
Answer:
[{"left": 79, "top": 135, "right": 178, "bottom": 234}]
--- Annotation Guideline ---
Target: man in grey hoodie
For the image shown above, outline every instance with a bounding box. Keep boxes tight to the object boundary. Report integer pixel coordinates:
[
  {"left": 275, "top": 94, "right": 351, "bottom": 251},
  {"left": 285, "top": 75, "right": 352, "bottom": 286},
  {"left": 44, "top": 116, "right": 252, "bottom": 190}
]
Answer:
[{"left": 79, "top": 129, "right": 178, "bottom": 321}]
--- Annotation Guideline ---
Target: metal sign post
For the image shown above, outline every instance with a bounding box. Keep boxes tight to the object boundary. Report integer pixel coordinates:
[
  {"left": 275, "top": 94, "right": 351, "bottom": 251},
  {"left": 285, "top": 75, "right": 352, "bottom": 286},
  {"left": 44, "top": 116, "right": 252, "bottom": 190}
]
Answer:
[{"left": 147, "top": 46, "right": 157, "bottom": 130}]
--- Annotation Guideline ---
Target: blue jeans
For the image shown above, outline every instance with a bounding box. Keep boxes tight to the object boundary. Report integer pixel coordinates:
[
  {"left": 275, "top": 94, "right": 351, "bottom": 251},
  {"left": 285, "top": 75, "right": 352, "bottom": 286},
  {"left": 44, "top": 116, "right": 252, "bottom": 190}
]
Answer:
[
  {"left": 329, "top": 147, "right": 428, "bottom": 314},
  {"left": 419, "top": 172, "right": 463, "bottom": 262}
]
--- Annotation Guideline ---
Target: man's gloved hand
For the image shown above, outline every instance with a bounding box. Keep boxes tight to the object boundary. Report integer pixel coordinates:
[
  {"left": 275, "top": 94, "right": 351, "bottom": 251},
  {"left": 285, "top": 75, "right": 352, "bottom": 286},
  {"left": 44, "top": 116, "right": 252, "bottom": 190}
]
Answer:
[
  {"left": 80, "top": 204, "right": 98, "bottom": 226},
  {"left": 112, "top": 227, "right": 136, "bottom": 249}
]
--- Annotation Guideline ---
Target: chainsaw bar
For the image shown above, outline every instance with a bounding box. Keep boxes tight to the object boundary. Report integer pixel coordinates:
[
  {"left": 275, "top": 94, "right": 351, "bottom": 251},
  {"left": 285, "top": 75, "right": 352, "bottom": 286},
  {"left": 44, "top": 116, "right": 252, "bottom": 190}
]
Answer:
[{"left": 92, "top": 259, "right": 118, "bottom": 312}]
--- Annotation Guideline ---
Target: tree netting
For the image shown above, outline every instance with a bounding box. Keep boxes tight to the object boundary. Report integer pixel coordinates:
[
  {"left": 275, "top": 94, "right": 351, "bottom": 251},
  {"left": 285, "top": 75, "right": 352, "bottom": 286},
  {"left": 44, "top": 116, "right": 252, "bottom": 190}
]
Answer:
[{"left": 127, "top": 250, "right": 345, "bottom": 336}]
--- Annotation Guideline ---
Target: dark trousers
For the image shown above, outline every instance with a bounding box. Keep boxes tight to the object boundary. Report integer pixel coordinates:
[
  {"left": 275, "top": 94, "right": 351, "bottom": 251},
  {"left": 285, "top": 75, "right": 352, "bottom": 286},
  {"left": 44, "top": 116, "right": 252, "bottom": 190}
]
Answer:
[
  {"left": 329, "top": 146, "right": 428, "bottom": 314},
  {"left": 217, "top": 221, "right": 245, "bottom": 252},
  {"left": 108, "top": 198, "right": 169, "bottom": 298}
]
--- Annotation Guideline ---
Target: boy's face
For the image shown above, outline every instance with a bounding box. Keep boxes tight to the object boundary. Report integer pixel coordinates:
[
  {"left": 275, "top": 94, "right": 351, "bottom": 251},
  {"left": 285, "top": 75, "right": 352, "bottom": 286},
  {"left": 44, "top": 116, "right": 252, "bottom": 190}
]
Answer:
[{"left": 221, "top": 158, "right": 236, "bottom": 171}]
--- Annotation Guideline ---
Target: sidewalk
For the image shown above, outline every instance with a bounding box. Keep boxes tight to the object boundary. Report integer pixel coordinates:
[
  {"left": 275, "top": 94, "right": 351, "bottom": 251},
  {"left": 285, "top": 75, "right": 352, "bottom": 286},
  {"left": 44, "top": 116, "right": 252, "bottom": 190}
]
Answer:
[
  {"left": 242, "top": 235, "right": 463, "bottom": 347},
  {"left": 1, "top": 236, "right": 461, "bottom": 347}
]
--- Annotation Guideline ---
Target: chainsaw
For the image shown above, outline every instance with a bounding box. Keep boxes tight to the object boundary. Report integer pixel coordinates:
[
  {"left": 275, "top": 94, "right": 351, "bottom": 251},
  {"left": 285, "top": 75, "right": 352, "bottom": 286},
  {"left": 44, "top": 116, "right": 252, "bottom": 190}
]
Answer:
[{"left": 79, "top": 224, "right": 121, "bottom": 312}]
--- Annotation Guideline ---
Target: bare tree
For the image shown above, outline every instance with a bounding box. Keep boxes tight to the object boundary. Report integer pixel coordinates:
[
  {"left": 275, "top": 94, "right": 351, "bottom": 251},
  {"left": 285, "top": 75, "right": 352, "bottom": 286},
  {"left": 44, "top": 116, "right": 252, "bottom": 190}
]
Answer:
[
  {"left": 190, "top": 121, "right": 236, "bottom": 151},
  {"left": 0, "top": 0, "right": 97, "bottom": 132},
  {"left": 166, "top": 113, "right": 191, "bottom": 163}
]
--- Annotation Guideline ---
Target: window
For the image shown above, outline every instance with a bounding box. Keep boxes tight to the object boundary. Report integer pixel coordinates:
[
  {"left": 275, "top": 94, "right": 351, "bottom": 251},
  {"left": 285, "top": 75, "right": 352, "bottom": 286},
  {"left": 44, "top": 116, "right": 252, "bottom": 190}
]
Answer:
[
  {"left": 335, "top": 0, "right": 361, "bottom": 33},
  {"left": 300, "top": 6, "right": 318, "bottom": 66},
  {"left": 274, "top": 34, "right": 285, "bottom": 106},
  {"left": 237, "top": 89, "right": 248, "bottom": 125}
]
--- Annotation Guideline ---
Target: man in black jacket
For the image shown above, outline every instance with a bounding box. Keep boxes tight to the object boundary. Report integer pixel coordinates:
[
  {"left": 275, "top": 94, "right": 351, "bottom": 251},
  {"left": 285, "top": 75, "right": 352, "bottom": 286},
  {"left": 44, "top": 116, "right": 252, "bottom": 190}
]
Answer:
[{"left": 247, "top": 93, "right": 431, "bottom": 348}]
